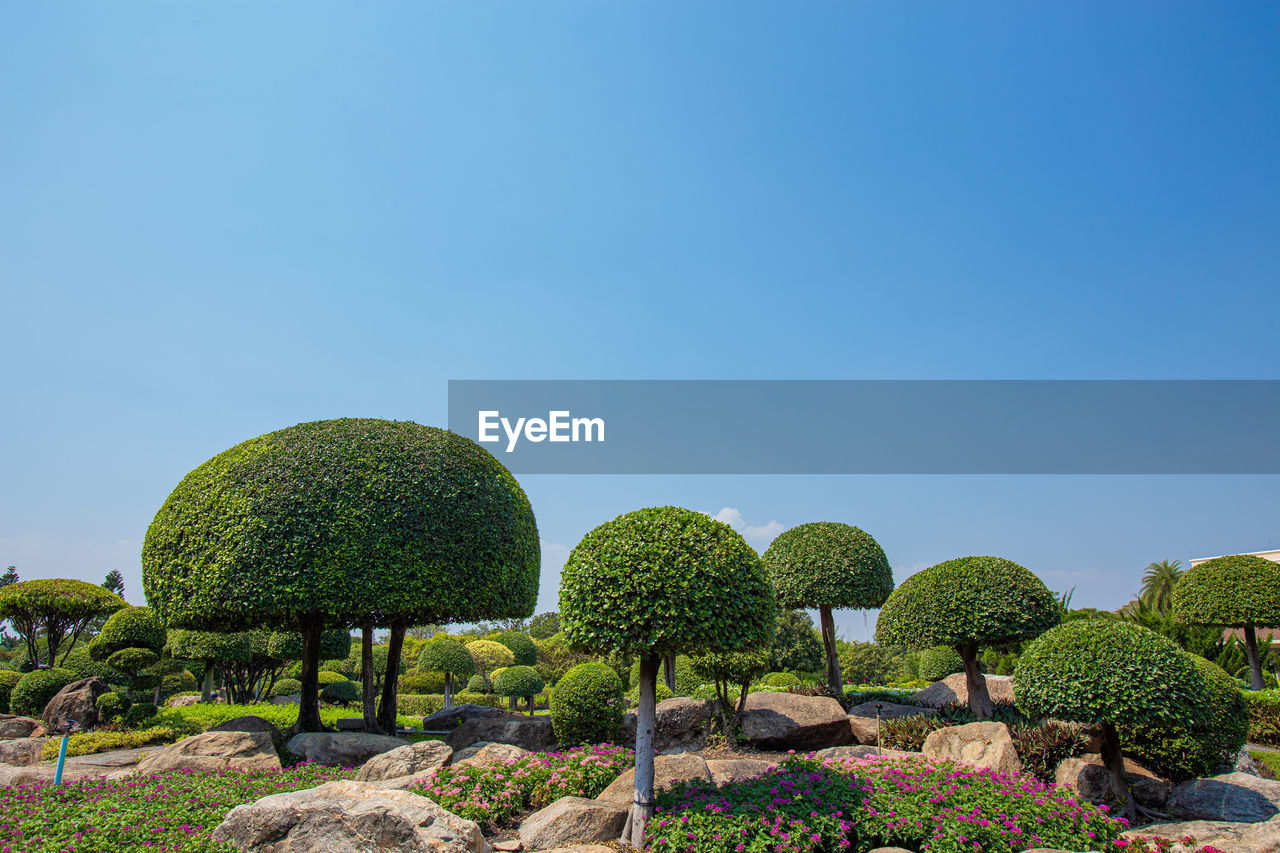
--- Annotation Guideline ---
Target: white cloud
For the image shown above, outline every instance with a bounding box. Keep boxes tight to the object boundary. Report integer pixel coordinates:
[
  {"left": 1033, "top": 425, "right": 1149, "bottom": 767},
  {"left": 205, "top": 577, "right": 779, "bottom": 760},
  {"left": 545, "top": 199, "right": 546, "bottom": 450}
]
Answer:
[
  {"left": 707, "top": 507, "right": 784, "bottom": 552},
  {"left": 711, "top": 507, "right": 744, "bottom": 528}
]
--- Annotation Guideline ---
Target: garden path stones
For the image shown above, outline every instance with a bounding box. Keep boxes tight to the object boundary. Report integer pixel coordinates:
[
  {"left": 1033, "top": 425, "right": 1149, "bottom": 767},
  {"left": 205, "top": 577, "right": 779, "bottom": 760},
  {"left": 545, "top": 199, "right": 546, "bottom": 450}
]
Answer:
[
  {"left": 355, "top": 740, "right": 452, "bottom": 782},
  {"left": 1054, "top": 755, "right": 1171, "bottom": 809},
  {"left": 619, "top": 697, "right": 714, "bottom": 754},
  {"left": 706, "top": 758, "right": 774, "bottom": 784},
  {"left": 594, "top": 753, "right": 711, "bottom": 807},
  {"left": 451, "top": 742, "right": 531, "bottom": 767},
  {"left": 286, "top": 731, "right": 407, "bottom": 767},
  {"left": 847, "top": 701, "right": 937, "bottom": 745},
  {"left": 209, "top": 715, "right": 284, "bottom": 743},
  {"left": 921, "top": 721, "right": 1023, "bottom": 776},
  {"left": 212, "top": 779, "right": 491, "bottom": 853},
  {"left": 135, "top": 730, "right": 281, "bottom": 774},
  {"left": 41, "top": 677, "right": 109, "bottom": 732},
  {"left": 738, "top": 692, "right": 853, "bottom": 751},
  {"left": 444, "top": 715, "right": 555, "bottom": 753},
  {"left": 517, "top": 796, "right": 627, "bottom": 849},
  {"left": 0, "top": 745, "right": 148, "bottom": 785},
  {"left": 913, "top": 673, "right": 1016, "bottom": 710},
  {"left": 0, "top": 715, "right": 43, "bottom": 739},
  {"left": 1123, "top": 815, "right": 1280, "bottom": 853},
  {"left": 1167, "top": 772, "right": 1280, "bottom": 823}
]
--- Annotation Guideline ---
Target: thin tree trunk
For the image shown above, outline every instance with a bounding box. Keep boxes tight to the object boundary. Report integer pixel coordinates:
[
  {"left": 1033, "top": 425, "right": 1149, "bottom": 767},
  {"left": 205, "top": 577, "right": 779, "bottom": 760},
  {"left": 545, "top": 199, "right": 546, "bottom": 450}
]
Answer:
[
  {"left": 361, "top": 619, "right": 383, "bottom": 734},
  {"left": 958, "top": 643, "right": 993, "bottom": 719},
  {"left": 663, "top": 654, "right": 676, "bottom": 692},
  {"left": 819, "top": 606, "right": 842, "bottom": 693},
  {"left": 294, "top": 616, "right": 324, "bottom": 733},
  {"left": 510, "top": 695, "right": 519, "bottom": 711},
  {"left": 443, "top": 672, "right": 454, "bottom": 710},
  {"left": 1245, "top": 624, "right": 1266, "bottom": 691},
  {"left": 200, "top": 665, "right": 215, "bottom": 703},
  {"left": 377, "top": 618, "right": 406, "bottom": 735},
  {"left": 621, "top": 655, "right": 658, "bottom": 848},
  {"left": 527, "top": 695, "right": 535, "bottom": 716},
  {"left": 1100, "top": 721, "right": 1136, "bottom": 820}
]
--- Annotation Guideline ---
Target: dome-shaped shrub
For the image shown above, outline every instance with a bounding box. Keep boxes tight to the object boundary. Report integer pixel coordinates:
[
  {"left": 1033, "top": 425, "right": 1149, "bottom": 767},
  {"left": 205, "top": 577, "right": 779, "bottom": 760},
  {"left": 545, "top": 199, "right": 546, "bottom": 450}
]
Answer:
[
  {"left": 493, "top": 665, "right": 543, "bottom": 699},
  {"left": 106, "top": 647, "right": 159, "bottom": 675},
  {"left": 271, "top": 678, "right": 302, "bottom": 698},
  {"left": 91, "top": 607, "right": 165, "bottom": 660},
  {"left": 399, "top": 670, "right": 445, "bottom": 694},
  {"left": 496, "top": 631, "right": 538, "bottom": 667},
  {"left": 1174, "top": 554, "right": 1280, "bottom": 690},
  {"left": 321, "top": 680, "right": 359, "bottom": 706},
  {"left": 467, "top": 640, "right": 515, "bottom": 674},
  {"left": 11, "top": 668, "right": 77, "bottom": 717},
  {"left": 760, "top": 671, "right": 801, "bottom": 688},
  {"left": 316, "top": 671, "right": 345, "bottom": 686},
  {"left": 466, "top": 674, "right": 492, "bottom": 694},
  {"left": 877, "top": 556, "right": 1059, "bottom": 717},
  {"left": 95, "top": 691, "right": 125, "bottom": 723},
  {"left": 919, "top": 646, "right": 965, "bottom": 682},
  {"left": 124, "top": 701, "right": 157, "bottom": 726},
  {"left": 419, "top": 636, "right": 477, "bottom": 677},
  {"left": 550, "top": 662, "right": 624, "bottom": 747},
  {"left": 0, "top": 670, "right": 22, "bottom": 714}
]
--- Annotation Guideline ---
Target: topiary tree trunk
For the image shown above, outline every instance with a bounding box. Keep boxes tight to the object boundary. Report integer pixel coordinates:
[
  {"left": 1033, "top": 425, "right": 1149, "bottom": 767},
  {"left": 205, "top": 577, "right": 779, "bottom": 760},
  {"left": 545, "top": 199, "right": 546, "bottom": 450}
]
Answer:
[
  {"left": 377, "top": 617, "right": 405, "bottom": 735},
  {"left": 819, "top": 606, "right": 842, "bottom": 693},
  {"left": 1099, "top": 721, "right": 1136, "bottom": 819},
  {"left": 957, "top": 642, "right": 993, "bottom": 719},
  {"left": 443, "top": 671, "right": 455, "bottom": 710},
  {"left": 294, "top": 616, "right": 324, "bottom": 733},
  {"left": 200, "top": 664, "right": 216, "bottom": 704},
  {"left": 622, "top": 655, "right": 659, "bottom": 848},
  {"left": 1244, "top": 624, "right": 1267, "bottom": 691},
  {"left": 662, "top": 654, "right": 675, "bottom": 692},
  {"left": 360, "top": 619, "right": 383, "bottom": 734}
]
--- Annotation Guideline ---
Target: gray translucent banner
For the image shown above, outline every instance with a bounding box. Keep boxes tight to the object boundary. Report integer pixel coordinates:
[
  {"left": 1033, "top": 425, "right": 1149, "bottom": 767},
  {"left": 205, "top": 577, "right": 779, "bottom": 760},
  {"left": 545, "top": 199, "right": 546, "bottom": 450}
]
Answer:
[{"left": 446, "top": 380, "right": 1280, "bottom": 474}]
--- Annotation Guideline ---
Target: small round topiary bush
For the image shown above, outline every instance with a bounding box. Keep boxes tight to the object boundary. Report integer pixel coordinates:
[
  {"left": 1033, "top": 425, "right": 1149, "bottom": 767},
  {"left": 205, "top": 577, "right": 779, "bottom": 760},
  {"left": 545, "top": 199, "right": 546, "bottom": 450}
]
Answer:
[
  {"left": 760, "top": 671, "right": 801, "bottom": 688},
  {"left": 10, "top": 668, "right": 77, "bottom": 717},
  {"left": 316, "top": 671, "right": 346, "bottom": 686},
  {"left": 496, "top": 632, "right": 538, "bottom": 667},
  {"left": 492, "top": 665, "right": 543, "bottom": 699},
  {"left": 124, "top": 701, "right": 157, "bottom": 726},
  {"left": 321, "top": 680, "right": 359, "bottom": 706},
  {"left": 271, "top": 678, "right": 302, "bottom": 698},
  {"left": 0, "top": 670, "right": 22, "bottom": 714},
  {"left": 399, "top": 669, "right": 446, "bottom": 694},
  {"left": 467, "top": 640, "right": 515, "bottom": 675},
  {"left": 92, "top": 607, "right": 165, "bottom": 660},
  {"left": 1174, "top": 554, "right": 1280, "bottom": 690},
  {"left": 919, "top": 646, "right": 965, "bottom": 682},
  {"left": 466, "top": 674, "right": 492, "bottom": 694},
  {"left": 418, "top": 636, "right": 476, "bottom": 677},
  {"left": 95, "top": 691, "right": 125, "bottom": 722},
  {"left": 550, "top": 661, "right": 624, "bottom": 747},
  {"left": 106, "top": 647, "right": 160, "bottom": 674}
]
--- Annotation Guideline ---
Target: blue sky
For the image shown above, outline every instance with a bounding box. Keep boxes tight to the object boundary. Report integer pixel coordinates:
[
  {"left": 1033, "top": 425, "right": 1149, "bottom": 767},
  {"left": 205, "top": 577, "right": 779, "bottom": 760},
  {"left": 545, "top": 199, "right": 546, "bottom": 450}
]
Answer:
[{"left": 2, "top": 3, "right": 1277, "bottom": 640}]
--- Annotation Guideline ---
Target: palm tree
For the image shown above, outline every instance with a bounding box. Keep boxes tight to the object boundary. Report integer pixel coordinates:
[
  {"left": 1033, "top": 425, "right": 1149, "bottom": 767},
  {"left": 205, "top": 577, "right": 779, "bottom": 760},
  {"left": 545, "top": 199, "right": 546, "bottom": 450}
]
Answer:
[{"left": 1139, "top": 560, "right": 1184, "bottom": 613}]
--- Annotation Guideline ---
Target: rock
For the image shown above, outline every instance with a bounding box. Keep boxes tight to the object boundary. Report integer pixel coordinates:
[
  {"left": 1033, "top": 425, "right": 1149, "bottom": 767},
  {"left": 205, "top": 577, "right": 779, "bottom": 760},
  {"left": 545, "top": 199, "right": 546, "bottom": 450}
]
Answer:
[
  {"left": 922, "top": 721, "right": 1023, "bottom": 776},
  {"left": 212, "top": 779, "right": 490, "bottom": 853},
  {"left": 135, "top": 730, "right": 282, "bottom": 775},
  {"left": 914, "top": 673, "right": 1016, "bottom": 710},
  {"left": 271, "top": 694, "right": 300, "bottom": 705},
  {"left": 492, "top": 840, "right": 521, "bottom": 852},
  {"left": 444, "top": 716, "right": 555, "bottom": 753},
  {"left": 0, "top": 736, "right": 48, "bottom": 766},
  {"left": 166, "top": 695, "right": 202, "bottom": 708},
  {"left": 534, "top": 847, "right": 615, "bottom": 853},
  {"left": 847, "top": 701, "right": 936, "bottom": 745},
  {"left": 0, "top": 715, "right": 44, "bottom": 739},
  {"left": 739, "top": 692, "right": 853, "bottom": 751},
  {"left": 1055, "top": 755, "right": 1171, "bottom": 809},
  {"left": 596, "top": 754, "right": 710, "bottom": 806},
  {"left": 0, "top": 746, "right": 147, "bottom": 785},
  {"left": 1167, "top": 772, "right": 1280, "bottom": 823},
  {"left": 1222, "top": 748, "right": 1261, "bottom": 776},
  {"left": 706, "top": 758, "right": 774, "bottom": 784},
  {"left": 1123, "top": 816, "right": 1280, "bottom": 853},
  {"left": 355, "top": 740, "right": 452, "bottom": 782},
  {"left": 286, "top": 732, "right": 408, "bottom": 767},
  {"left": 518, "top": 796, "right": 627, "bottom": 849},
  {"left": 336, "top": 718, "right": 366, "bottom": 732},
  {"left": 620, "top": 698, "right": 714, "bottom": 754},
  {"left": 423, "top": 704, "right": 519, "bottom": 731},
  {"left": 451, "top": 742, "right": 532, "bottom": 767},
  {"left": 41, "top": 677, "right": 108, "bottom": 732},
  {"left": 816, "top": 745, "right": 914, "bottom": 762},
  {"left": 209, "top": 715, "right": 284, "bottom": 743}
]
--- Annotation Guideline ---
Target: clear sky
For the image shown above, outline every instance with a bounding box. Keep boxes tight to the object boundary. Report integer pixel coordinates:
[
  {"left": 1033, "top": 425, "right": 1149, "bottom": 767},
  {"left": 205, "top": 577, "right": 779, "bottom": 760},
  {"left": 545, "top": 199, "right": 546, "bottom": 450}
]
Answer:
[{"left": 2, "top": 2, "right": 1278, "bottom": 640}]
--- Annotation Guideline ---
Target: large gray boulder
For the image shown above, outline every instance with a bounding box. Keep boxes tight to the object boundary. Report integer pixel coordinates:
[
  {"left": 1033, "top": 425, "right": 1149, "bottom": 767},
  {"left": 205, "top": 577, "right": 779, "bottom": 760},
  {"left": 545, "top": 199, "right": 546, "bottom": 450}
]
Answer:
[
  {"left": 518, "top": 796, "right": 628, "bottom": 849},
  {"left": 1122, "top": 815, "right": 1280, "bottom": 853},
  {"left": 706, "top": 758, "right": 774, "bottom": 785},
  {"left": 620, "top": 698, "right": 714, "bottom": 754},
  {"left": 0, "top": 736, "right": 48, "bottom": 766},
  {"left": 739, "top": 692, "right": 853, "bottom": 751},
  {"left": 212, "top": 779, "right": 491, "bottom": 853},
  {"left": 914, "top": 673, "right": 1016, "bottom": 710},
  {"left": 847, "top": 701, "right": 936, "bottom": 745},
  {"left": 1054, "top": 755, "right": 1170, "bottom": 809},
  {"left": 1167, "top": 772, "right": 1280, "bottom": 823},
  {"left": 41, "top": 677, "right": 108, "bottom": 732},
  {"left": 0, "top": 715, "right": 43, "bottom": 739},
  {"left": 135, "top": 730, "right": 282, "bottom": 775},
  {"left": 286, "top": 732, "right": 408, "bottom": 768},
  {"left": 355, "top": 740, "right": 452, "bottom": 782},
  {"left": 444, "top": 715, "right": 555, "bottom": 753},
  {"left": 922, "top": 721, "right": 1023, "bottom": 776},
  {"left": 595, "top": 754, "right": 711, "bottom": 807},
  {"left": 209, "top": 715, "right": 283, "bottom": 743},
  {"left": 422, "top": 704, "right": 518, "bottom": 731}
]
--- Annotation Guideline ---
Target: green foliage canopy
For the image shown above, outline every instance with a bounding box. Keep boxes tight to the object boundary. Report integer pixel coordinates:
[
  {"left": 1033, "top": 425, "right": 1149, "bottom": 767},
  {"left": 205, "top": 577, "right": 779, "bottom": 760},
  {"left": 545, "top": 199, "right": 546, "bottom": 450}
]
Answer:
[
  {"left": 919, "top": 646, "right": 965, "bottom": 682},
  {"left": 467, "top": 640, "right": 515, "bottom": 674},
  {"left": 762, "top": 522, "right": 893, "bottom": 610},
  {"left": 496, "top": 632, "right": 538, "bottom": 666},
  {"left": 266, "top": 630, "right": 352, "bottom": 662},
  {"left": 766, "top": 610, "right": 824, "bottom": 673},
  {"left": 91, "top": 607, "right": 165, "bottom": 660},
  {"left": 417, "top": 636, "right": 476, "bottom": 677},
  {"left": 550, "top": 661, "right": 624, "bottom": 747},
  {"left": 0, "top": 579, "right": 126, "bottom": 664},
  {"left": 492, "top": 664, "right": 544, "bottom": 698},
  {"left": 1173, "top": 554, "right": 1280, "bottom": 628}
]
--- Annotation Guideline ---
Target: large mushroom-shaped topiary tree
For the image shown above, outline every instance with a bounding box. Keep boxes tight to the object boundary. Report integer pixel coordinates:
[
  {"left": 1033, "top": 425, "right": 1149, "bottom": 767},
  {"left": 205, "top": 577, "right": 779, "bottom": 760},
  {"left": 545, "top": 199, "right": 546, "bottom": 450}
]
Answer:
[
  {"left": 0, "top": 579, "right": 126, "bottom": 668},
  {"left": 1015, "top": 619, "right": 1213, "bottom": 819},
  {"left": 142, "top": 418, "right": 540, "bottom": 732},
  {"left": 89, "top": 606, "right": 166, "bottom": 703},
  {"left": 876, "top": 556, "right": 1059, "bottom": 718},
  {"left": 1173, "top": 554, "right": 1280, "bottom": 691},
  {"left": 418, "top": 636, "right": 475, "bottom": 710},
  {"left": 763, "top": 522, "right": 893, "bottom": 691},
  {"left": 560, "top": 506, "right": 776, "bottom": 847}
]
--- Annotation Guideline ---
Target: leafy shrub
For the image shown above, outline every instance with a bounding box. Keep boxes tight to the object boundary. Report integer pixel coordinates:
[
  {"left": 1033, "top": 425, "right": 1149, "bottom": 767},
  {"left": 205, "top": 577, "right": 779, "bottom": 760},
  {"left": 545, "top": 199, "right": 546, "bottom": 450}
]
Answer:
[
  {"left": 92, "top": 606, "right": 165, "bottom": 659},
  {"left": 760, "top": 671, "right": 800, "bottom": 687},
  {"left": 105, "top": 647, "right": 159, "bottom": 674},
  {"left": 418, "top": 634, "right": 476, "bottom": 676},
  {"left": 846, "top": 687, "right": 920, "bottom": 707},
  {"left": 316, "top": 671, "right": 345, "bottom": 686},
  {"left": 60, "top": 643, "right": 126, "bottom": 686},
  {"left": 265, "top": 629, "right": 351, "bottom": 662},
  {"left": 630, "top": 655, "right": 699, "bottom": 697},
  {"left": 762, "top": 522, "right": 893, "bottom": 611},
  {"left": 1244, "top": 689, "right": 1280, "bottom": 746},
  {"left": 496, "top": 631, "right": 538, "bottom": 667},
  {"left": 11, "top": 668, "right": 76, "bottom": 717},
  {"left": 124, "top": 701, "right": 157, "bottom": 726},
  {"left": 0, "top": 670, "right": 21, "bottom": 713},
  {"left": 399, "top": 669, "right": 446, "bottom": 694},
  {"left": 550, "top": 662, "right": 625, "bottom": 747},
  {"left": 467, "top": 640, "right": 515, "bottom": 675},
  {"left": 492, "top": 664, "right": 543, "bottom": 699},
  {"left": 1174, "top": 554, "right": 1280, "bottom": 628},
  {"left": 95, "top": 691, "right": 125, "bottom": 722},
  {"left": 321, "top": 680, "right": 359, "bottom": 706},
  {"left": 1009, "top": 722, "right": 1090, "bottom": 783},
  {"left": 270, "top": 678, "right": 302, "bottom": 698},
  {"left": 411, "top": 745, "right": 633, "bottom": 827},
  {"left": 882, "top": 713, "right": 949, "bottom": 750},
  {"left": 919, "top": 645, "right": 965, "bottom": 681}
]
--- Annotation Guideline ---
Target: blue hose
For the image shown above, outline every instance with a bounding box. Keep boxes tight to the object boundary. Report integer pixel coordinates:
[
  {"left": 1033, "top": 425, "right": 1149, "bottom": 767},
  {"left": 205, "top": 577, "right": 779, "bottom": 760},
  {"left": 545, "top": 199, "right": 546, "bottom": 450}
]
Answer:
[{"left": 54, "top": 733, "right": 69, "bottom": 785}]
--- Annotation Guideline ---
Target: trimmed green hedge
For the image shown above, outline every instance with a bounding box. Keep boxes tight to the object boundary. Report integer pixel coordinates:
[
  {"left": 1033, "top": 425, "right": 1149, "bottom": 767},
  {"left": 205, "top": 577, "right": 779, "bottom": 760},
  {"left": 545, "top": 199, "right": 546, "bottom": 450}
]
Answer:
[
  {"left": 0, "top": 670, "right": 23, "bottom": 713},
  {"left": 1242, "top": 689, "right": 1280, "bottom": 746},
  {"left": 762, "top": 522, "right": 893, "bottom": 610},
  {"left": 550, "top": 662, "right": 624, "bottom": 747}
]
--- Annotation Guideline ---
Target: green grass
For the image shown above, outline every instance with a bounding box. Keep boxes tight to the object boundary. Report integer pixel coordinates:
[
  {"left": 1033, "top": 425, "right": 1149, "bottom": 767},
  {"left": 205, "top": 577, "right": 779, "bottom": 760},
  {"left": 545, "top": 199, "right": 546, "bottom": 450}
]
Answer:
[{"left": 1250, "top": 749, "right": 1280, "bottom": 779}]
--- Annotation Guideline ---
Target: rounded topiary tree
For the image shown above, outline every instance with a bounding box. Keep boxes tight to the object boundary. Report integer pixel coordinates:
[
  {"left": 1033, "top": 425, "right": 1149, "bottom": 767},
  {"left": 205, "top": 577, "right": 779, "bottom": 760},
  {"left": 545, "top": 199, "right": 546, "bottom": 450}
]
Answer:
[
  {"left": 10, "top": 668, "right": 76, "bottom": 717},
  {"left": 760, "top": 671, "right": 801, "bottom": 688},
  {"left": 0, "top": 579, "right": 126, "bottom": 669},
  {"left": 418, "top": 636, "right": 475, "bottom": 710},
  {"left": 690, "top": 648, "right": 769, "bottom": 736},
  {"left": 560, "top": 506, "right": 776, "bottom": 847},
  {"left": 549, "top": 661, "right": 624, "bottom": 747},
  {"left": 876, "top": 556, "right": 1059, "bottom": 718},
  {"left": 493, "top": 664, "right": 544, "bottom": 715},
  {"left": 167, "top": 629, "right": 251, "bottom": 703},
  {"left": 465, "top": 674, "right": 491, "bottom": 694},
  {"left": 763, "top": 522, "right": 893, "bottom": 691},
  {"left": 1014, "top": 619, "right": 1211, "bottom": 818},
  {"left": 90, "top": 607, "right": 166, "bottom": 702},
  {"left": 1173, "top": 554, "right": 1280, "bottom": 690},
  {"left": 1118, "top": 654, "right": 1248, "bottom": 783},
  {"left": 496, "top": 631, "right": 538, "bottom": 667},
  {"left": 142, "top": 419, "right": 539, "bottom": 732},
  {"left": 918, "top": 646, "right": 965, "bottom": 682},
  {"left": 467, "top": 640, "right": 515, "bottom": 676}
]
